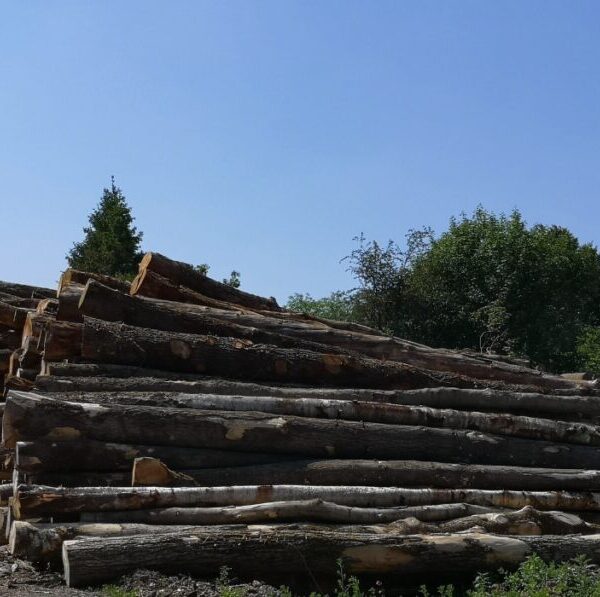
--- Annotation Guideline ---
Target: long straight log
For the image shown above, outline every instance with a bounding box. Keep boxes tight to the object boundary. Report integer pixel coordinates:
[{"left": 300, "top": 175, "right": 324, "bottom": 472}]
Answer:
[
  {"left": 6, "top": 392, "right": 600, "bottom": 468},
  {"left": 0, "top": 349, "right": 11, "bottom": 374},
  {"left": 34, "top": 376, "right": 600, "bottom": 418},
  {"left": 15, "top": 439, "right": 296, "bottom": 473},
  {"left": 79, "top": 318, "right": 502, "bottom": 390},
  {"left": 0, "top": 302, "right": 29, "bottom": 331},
  {"left": 0, "top": 281, "right": 54, "bottom": 300},
  {"left": 80, "top": 281, "right": 358, "bottom": 357},
  {"left": 42, "top": 390, "right": 600, "bottom": 447},
  {"left": 134, "top": 252, "right": 280, "bottom": 312},
  {"left": 23, "top": 471, "right": 131, "bottom": 488},
  {"left": 59, "top": 269, "right": 130, "bottom": 295},
  {"left": 79, "top": 499, "right": 497, "bottom": 526},
  {"left": 16, "top": 485, "right": 600, "bottom": 518},
  {"left": 61, "top": 529, "right": 600, "bottom": 588},
  {"left": 10, "top": 521, "right": 228, "bottom": 565},
  {"left": 130, "top": 457, "right": 600, "bottom": 491}
]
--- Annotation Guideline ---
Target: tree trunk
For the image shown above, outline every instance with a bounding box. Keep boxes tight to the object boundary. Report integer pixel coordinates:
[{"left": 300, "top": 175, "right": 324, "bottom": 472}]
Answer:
[
  {"left": 80, "top": 281, "right": 358, "bottom": 356},
  {"left": 42, "top": 321, "right": 82, "bottom": 361},
  {"left": 61, "top": 528, "right": 600, "bottom": 588},
  {"left": 15, "top": 439, "right": 296, "bottom": 473},
  {"left": 9, "top": 521, "right": 221, "bottom": 565},
  {"left": 42, "top": 389, "right": 600, "bottom": 447},
  {"left": 0, "top": 326, "right": 22, "bottom": 351},
  {"left": 79, "top": 317, "right": 498, "bottom": 390},
  {"left": 5, "top": 392, "right": 600, "bottom": 469},
  {"left": 133, "top": 252, "right": 281, "bottom": 312},
  {"left": 0, "top": 281, "right": 54, "bottom": 300},
  {"left": 0, "top": 350, "right": 11, "bottom": 374},
  {"left": 59, "top": 269, "right": 130, "bottom": 295},
  {"left": 78, "top": 499, "right": 498, "bottom": 526},
  {"left": 35, "top": 298, "right": 59, "bottom": 316},
  {"left": 22, "top": 471, "right": 131, "bottom": 487},
  {"left": 15, "top": 485, "right": 600, "bottom": 518},
  {"left": 33, "top": 376, "right": 600, "bottom": 417},
  {"left": 130, "top": 456, "right": 600, "bottom": 491},
  {"left": 0, "top": 302, "right": 29, "bottom": 331}
]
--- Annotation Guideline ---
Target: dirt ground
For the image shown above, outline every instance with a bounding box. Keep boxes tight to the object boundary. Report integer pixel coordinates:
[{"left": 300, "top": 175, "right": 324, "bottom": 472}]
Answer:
[{"left": 0, "top": 546, "right": 284, "bottom": 597}]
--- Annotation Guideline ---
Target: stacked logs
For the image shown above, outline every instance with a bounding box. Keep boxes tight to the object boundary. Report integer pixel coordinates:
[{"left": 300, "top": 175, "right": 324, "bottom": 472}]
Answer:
[{"left": 1, "top": 253, "right": 600, "bottom": 590}]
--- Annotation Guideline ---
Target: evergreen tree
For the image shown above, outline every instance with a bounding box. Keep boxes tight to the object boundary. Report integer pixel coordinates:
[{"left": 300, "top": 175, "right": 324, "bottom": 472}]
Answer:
[{"left": 67, "top": 178, "right": 143, "bottom": 278}]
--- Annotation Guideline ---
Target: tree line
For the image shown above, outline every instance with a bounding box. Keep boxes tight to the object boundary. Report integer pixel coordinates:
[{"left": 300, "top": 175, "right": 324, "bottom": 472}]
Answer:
[{"left": 67, "top": 183, "right": 600, "bottom": 374}]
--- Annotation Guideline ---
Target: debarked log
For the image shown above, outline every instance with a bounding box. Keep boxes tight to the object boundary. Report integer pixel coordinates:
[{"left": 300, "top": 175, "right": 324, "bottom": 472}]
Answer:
[
  {"left": 5, "top": 392, "right": 600, "bottom": 469},
  {"left": 79, "top": 500, "right": 496, "bottom": 526},
  {"left": 15, "top": 485, "right": 600, "bottom": 518},
  {"left": 41, "top": 389, "right": 600, "bottom": 447},
  {"left": 34, "top": 377, "right": 600, "bottom": 419},
  {"left": 61, "top": 528, "right": 600, "bottom": 588}
]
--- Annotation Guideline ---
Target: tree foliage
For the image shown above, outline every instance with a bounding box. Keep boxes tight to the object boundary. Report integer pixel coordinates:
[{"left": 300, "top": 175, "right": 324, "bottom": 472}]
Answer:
[
  {"left": 67, "top": 178, "right": 143, "bottom": 279},
  {"left": 286, "top": 291, "right": 357, "bottom": 322},
  {"left": 293, "top": 207, "right": 600, "bottom": 373}
]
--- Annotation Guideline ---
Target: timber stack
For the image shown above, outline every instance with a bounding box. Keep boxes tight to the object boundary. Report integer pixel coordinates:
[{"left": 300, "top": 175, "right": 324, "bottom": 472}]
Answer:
[{"left": 1, "top": 253, "right": 600, "bottom": 591}]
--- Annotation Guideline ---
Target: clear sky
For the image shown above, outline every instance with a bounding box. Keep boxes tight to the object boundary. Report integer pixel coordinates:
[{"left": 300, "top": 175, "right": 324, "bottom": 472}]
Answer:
[{"left": 1, "top": 2, "right": 599, "bottom": 303}]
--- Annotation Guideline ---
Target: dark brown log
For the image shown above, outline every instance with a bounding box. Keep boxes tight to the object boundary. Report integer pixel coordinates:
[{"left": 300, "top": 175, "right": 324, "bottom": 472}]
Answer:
[
  {"left": 23, "top": 471, "right": 131, "bottom": 487},
  {"left": 0, "top": 326, "right": 21, "bottom": 350},
  {"left": 16, "top": 484, "right": 600, "bottom": 518},
  {"left": 80, "top": 281, "right": 358, "bottom": 356},
  {"left": 0, "top": 484, "right": 12, "bottom": 506},
  {"left": 61, "top": 528, "right": 600, "bottom": 588},
  {"left": 79, "top": 317, "right": 487, "bottom": 390},
  {"left": 43, "top": 389, "right": 600, "bottom": 447},
  {"left": 6, "top": 392, "right": 600, "bottom": 469},
  {"left": 0, "top": 302, "right": 29, "bottom": 331},
  {"left": 134, "top": 252, "right": 280, "bottom": 312},
  {"left": 56, "top": 284, "right": 84, "bottom": 323},
  {"left": 59, "top": 269, "right": 130, "bottom": 295},
  {"left": 0, "top": 281, "right": 54, "bottom": 300},
  {"left": 38, "top": 362, "right": 222, "bottom": 380},
  {"left": 0, "top": 349, "right": 11, "bottom": 374},
  {"left": 43, "top": 321, "right": 82, "bottom": 360},
  {"left": 79, "top": 499, "right": 497, "bottom": 526},
  {"left": 15, "top": 439, "right": 295, "bottom": 473},
  {"left": 130, "top": 457, "right": 600, "bottom": 491},
  {"left": 3, "top": 375, "right": 33, "bottom": 392},
  {"left": 10, "top": 521, "right": 217, "bottom": 565},
  {"left": 17, "top": 368, "right": 38, "bottom": 382},
  {"left": 22, "top": 312, "right": 53, "bottom": 348}
]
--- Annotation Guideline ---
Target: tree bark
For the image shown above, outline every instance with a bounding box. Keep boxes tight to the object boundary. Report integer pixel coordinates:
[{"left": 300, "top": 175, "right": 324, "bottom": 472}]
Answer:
[
  {"left": 80, "top": 281, "right": 358, "bottom": 356},
  {"left": 0, "top": 350, "right": 11, "bottom": 374},
  {"left": 0, "top": 281, "right": 54, "bottom": 300},
  {"left": 15, "top": 485, "right": 600, "bottom": 518},
  {"left": 130, "top": 457, "right": 600, "bottom": 491},
  {"left": 42, "top": 321, "right": 82, "bottom": 361},
  {"left": 0, "top": 326, "right": 21, "bottom": 351},
  {"left": 15, "top": 439, "right": 295, "bottom": 473},
  {"left": 59, "top": 269, "right": 130, "bottom": 295},
  {"left": 79, "top": 317, "right": 495, "bottom": 390},
  {"left": 36, "top": 298, "right": 59, "bottom": 316},
  {"left": 33, "top": 376, "right": 600, "bottom": 417},
  {"left": 42, "top": 389, "right": 600, "bottom": 447},
  {"left": 5, "top": 392, "right": 600, "bottom": 469},
  {"left": 61, "top": 528, "right": 600, "bottom": 588},
  {"left": 78, "top": 499, "right": 498, "bottom": 526},
  {"left": 0, "top": 302, "right": 29, "bottom": 331},
  {"left": 133, "top": 252, "right": 281, "bottom": 312}
]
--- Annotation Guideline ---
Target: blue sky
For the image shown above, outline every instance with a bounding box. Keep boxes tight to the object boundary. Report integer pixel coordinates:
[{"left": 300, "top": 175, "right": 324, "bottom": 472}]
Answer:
[{"left": 1, "top": 1, "right": 599, "bottom": 303}]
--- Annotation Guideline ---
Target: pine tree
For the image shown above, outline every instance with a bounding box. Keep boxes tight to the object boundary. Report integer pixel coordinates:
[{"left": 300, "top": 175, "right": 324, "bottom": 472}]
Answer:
[{"left": 67, "top": 178, "right": 143, "bottom": 278}]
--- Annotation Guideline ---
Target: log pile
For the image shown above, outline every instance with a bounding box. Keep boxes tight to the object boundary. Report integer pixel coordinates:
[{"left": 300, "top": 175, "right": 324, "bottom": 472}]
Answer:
[{"left": 1, "top": 253, "right": 600, "bottom": 590}]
